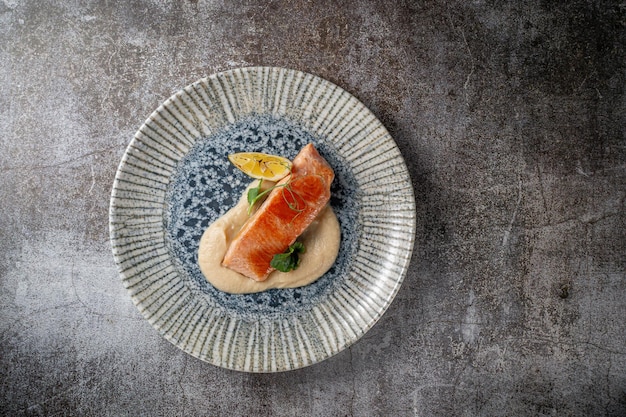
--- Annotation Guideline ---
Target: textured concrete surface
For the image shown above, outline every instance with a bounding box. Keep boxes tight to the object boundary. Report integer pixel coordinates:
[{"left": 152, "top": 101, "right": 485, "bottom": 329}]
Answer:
[{"left": 1, "top": 0, "right": 625, "bottom": 415}]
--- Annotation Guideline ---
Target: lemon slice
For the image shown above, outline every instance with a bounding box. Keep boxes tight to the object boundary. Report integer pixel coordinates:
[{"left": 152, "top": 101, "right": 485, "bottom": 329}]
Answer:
[{"left": 228, "top": 152, "right": 293, "bottom": 181}]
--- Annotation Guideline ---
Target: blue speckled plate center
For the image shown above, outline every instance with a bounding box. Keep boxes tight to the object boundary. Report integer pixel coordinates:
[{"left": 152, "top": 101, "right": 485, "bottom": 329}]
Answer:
[{"left": 165, "top": 114, "right": 359, "bottom": 318}]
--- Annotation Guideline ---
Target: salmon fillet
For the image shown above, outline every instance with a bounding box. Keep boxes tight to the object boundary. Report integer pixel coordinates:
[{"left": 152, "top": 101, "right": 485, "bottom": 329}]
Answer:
[{"left": 222, "top": 144, "right": 334, "bottom": 281}]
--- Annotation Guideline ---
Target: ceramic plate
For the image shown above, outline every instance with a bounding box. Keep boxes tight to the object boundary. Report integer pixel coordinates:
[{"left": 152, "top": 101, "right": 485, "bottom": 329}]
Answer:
[{"left": 109, "top": 67, "right": 415, "bottom": 372}]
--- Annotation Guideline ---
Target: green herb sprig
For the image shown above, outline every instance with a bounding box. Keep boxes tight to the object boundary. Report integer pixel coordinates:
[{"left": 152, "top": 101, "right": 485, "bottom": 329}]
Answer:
[
  {"left": 246, "top": 178, "right": 304, "bottom": 216},
  {"left": 270, "top": 242, "right": 306, "bottom": 272}
]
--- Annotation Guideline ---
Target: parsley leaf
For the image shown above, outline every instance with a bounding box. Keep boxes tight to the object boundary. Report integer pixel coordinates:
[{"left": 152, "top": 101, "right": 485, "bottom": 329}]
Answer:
[{"left": 270, "top": 242, "right": 306, "bottom": 272}]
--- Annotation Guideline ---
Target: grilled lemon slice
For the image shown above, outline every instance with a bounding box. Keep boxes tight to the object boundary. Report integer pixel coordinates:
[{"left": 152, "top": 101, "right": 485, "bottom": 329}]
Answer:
[{"left": 228, "top": 152, "right": 293, "bottom": 181}]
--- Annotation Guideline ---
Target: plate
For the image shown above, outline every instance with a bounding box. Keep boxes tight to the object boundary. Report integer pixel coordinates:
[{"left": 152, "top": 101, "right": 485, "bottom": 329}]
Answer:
[{"left": 109, "top": 67, "right": 415, "bottom": 372}]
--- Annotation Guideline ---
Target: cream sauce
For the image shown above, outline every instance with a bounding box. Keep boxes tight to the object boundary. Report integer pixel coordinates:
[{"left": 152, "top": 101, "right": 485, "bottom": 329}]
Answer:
[{"left": 198, "top": 182, "right": 340, "bottom": 294}]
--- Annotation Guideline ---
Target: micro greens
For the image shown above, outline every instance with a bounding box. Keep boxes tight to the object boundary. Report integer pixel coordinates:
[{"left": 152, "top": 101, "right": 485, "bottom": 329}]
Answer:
[
  {"left": 246, "top": 177, "right": 304, "bottom": 216},
  {"left": 246, "top": 179, "right": 265, "bottom": 214},
  {"left": 270, "top": 242, "right": 306, "bottom": 272}
]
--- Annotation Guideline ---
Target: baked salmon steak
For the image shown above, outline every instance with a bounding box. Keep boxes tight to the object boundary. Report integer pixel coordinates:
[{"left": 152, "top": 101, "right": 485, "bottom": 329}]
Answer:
[{"left": 222, "top": 144, "right": 335, "bottom": 281}]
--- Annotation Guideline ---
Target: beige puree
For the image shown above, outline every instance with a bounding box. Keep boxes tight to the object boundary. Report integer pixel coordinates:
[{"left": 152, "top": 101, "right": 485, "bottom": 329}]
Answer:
[{"left": 198, "top": 181, "right": 340, "bottom": 294}]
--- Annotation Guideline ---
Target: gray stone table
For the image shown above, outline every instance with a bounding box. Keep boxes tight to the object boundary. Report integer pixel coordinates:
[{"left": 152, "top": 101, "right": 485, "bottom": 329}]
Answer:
[{"left": 1, "top": 1, "right": 624, "bottom": 416}]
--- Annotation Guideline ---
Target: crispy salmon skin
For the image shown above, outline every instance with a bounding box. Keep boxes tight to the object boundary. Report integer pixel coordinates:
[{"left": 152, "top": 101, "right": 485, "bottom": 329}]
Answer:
[{"left": 222, "top": 144, "right": 334, "bottom": 281}]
